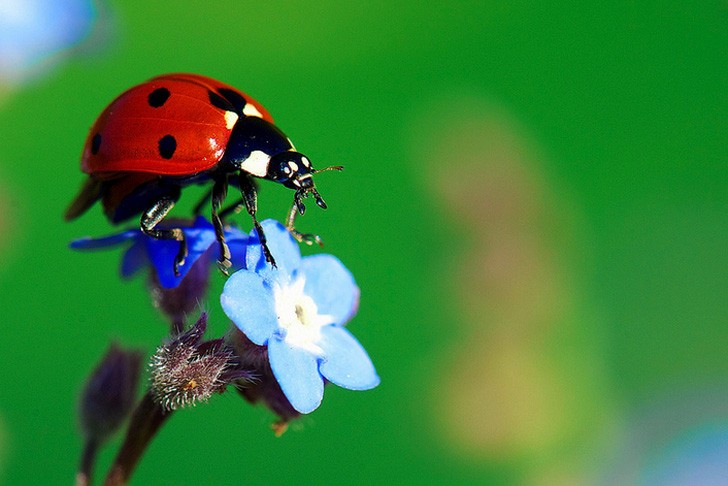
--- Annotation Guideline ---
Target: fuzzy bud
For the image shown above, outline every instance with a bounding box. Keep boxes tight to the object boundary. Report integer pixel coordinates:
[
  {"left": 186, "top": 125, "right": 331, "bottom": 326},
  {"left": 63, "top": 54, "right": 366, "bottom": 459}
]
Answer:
[{"left": 150, "top": 313, "right": 252, "bottom": 410}]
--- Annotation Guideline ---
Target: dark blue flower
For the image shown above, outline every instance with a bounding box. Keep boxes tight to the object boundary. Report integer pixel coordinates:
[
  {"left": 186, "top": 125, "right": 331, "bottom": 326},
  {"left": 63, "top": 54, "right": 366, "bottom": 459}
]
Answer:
[
  {"left": 79, "top": 343, "right": 143, "bottom": 443},
  {"left": 221, "top": 220, "right": 379, "bottom": 414},
  {"left": 70, "top": 216, "right": 248, "bottom": 289}
]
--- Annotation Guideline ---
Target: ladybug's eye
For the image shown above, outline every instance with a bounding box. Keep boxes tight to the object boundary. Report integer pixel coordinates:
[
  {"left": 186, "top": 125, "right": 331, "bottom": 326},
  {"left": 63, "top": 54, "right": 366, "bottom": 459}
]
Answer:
[
  {"left": 267, "top": 157, "right": 297, "bottom": 184},
  {"left": 275, "top": 161, "right": 294, "bottom": 179}
]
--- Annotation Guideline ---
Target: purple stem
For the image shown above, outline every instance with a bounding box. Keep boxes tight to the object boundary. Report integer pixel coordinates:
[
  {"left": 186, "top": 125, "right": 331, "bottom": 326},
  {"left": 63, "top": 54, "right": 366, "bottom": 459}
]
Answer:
[
  {"left": 103, "top": 391, "right": 173, "bottom": 486},
  {"left": 76, "top": 438, "right": 98, "bottom": 486}
]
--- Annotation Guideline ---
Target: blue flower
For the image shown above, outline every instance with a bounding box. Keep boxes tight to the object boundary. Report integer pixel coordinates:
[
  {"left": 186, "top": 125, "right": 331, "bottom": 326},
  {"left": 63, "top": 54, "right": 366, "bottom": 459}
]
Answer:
[
  {"left": 221, "top": 220, "right": 379, "bottom": 414},
  {"left": 70, "top": 216, "right": 248, "bottom": 289}
]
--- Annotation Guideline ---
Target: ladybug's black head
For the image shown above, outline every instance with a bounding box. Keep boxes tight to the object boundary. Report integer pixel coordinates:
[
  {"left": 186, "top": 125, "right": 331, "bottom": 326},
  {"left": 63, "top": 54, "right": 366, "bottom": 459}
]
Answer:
[
  {"left": 267, "top": 151, "right": 343, "bottom": 214},
  {"left": 267, "top": 152, "right": 314, "bottom": 190}
]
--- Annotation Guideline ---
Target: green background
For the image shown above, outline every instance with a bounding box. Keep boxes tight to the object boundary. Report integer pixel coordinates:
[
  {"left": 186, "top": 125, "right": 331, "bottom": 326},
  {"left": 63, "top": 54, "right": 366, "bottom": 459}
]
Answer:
[{"left": 0, "top": 1, "right": 726, "bottom": 484}]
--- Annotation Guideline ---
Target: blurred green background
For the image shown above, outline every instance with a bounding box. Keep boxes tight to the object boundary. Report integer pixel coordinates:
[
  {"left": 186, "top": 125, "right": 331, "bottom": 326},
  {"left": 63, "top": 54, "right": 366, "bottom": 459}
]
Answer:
[{"left": 0, "top": 1, "right": 726, "bottom": 484}]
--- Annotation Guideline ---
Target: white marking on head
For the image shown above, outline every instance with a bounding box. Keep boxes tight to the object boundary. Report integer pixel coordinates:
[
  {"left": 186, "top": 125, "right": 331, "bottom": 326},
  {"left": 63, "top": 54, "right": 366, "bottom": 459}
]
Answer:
[
  {"left": 301, "top": 156, "right": 310, "bottom": 167},
  {"left": 224, "top": 111, "right": 239, "bottom": 129},
  {"left": 243, "top": 103, "right": 263, "bottom": 118},
  {"left": 240, "top": 150, "right": 270, "bottom": 177},
  {"left": 288, "top": 161, "right": 299, "bottom": 172},
  {"left": 298, "top": 174, "right": 313, "bottom": 189}
]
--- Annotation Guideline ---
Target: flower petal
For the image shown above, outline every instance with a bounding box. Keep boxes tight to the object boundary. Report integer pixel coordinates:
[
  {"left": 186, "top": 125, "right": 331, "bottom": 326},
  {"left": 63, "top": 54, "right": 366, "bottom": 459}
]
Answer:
[
  {"left": 145, "top": 238, "right": 189, "bottom": 289},
  {"left": 183, "top": 220, "right": 218, "bottom": 255},
  {"left": 220, "top": 270, "right": 278, "bottom": 346},
  {"left": 120, "top": 240, "right": 148, "bottom": 279},
  {"left": 300, "top": 255, "right": 359, "bottom": 326},
  {"left": 226, "top": 237, "right": 248, "bottom": 273},
  {"left": 70, "top": 230, "right": 139, "bottom": 250},
  {"left": 268, "top": 335, "right": 324, "bottom": 414},
  {"left": 222, "top": 225, "right": 249, "bottom": 272},
  {"left": 146, "top": 218, "right": 218, "bottom": 288},
  {"left": 246, "top": 219, "right": 301, "bottom": 280},
  {"left": 318, "top": 326, "right": 379, "bottom": 390}
]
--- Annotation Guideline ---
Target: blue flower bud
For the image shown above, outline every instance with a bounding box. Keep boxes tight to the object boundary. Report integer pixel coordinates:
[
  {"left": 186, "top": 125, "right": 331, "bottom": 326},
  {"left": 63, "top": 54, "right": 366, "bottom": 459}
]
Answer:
[{"left": 79, "top": 343, "right": 143, "bottom": 444}]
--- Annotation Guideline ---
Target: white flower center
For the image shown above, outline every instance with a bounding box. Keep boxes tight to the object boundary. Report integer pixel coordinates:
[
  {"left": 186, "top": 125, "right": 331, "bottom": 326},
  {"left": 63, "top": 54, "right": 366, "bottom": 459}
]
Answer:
[{"left": 274, "top": 277, "right": 333, "bottom": 354}]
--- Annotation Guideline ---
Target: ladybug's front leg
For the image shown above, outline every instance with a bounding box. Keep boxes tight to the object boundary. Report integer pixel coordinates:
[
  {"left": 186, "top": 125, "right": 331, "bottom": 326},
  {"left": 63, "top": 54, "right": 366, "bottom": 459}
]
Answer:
[
  {"left": 211, "top": 177, "right": 232, "bottom": 275},
  {"left": 285, "top": 192, "right": 324, "bottom": 247},
  {"left": 237, "top": 173, "right": 276, "bottom": 267},
  {"left": 140, "top": 195, "right": 187, "bottom": 276}
]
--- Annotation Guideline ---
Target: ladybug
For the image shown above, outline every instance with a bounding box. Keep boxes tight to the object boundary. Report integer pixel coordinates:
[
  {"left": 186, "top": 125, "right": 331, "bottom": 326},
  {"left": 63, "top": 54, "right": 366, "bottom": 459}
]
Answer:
[{"left": 65, "top": 73, "right": 341, "bottom": 273}]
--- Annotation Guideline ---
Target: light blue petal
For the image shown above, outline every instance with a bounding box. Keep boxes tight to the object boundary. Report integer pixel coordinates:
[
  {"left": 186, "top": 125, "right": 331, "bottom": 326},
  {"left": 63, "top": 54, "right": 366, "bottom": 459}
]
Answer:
[
  {"left": 246, "top": 219, "right": 301, "bottom": 280},
  {"left": 268, "top": 336, "right": 324, "bottom": 414},
  {"left": 220, "top": 270, "right": 278, "bottom": 346},
  {"left": 69, "top": 230, "right": 139, "bottom": 250},
  {"left": 318, "top": 326, "right": 379, "bottom": 390},
  {"left": 300, "top": 255, "right": 359, "bottom": 326}
]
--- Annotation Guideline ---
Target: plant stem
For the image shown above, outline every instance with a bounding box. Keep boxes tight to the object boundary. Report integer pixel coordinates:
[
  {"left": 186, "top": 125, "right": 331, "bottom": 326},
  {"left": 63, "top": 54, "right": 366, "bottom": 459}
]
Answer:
[
  {"left": 76, "top": 438, "right": 98, "bottom": 486},
  {"left": 103, "top": 391, "right": 173, "bottom": 486}
]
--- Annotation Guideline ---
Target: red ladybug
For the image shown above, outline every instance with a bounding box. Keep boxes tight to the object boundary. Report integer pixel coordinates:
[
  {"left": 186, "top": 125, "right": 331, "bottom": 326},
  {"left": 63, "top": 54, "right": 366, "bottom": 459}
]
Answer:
[{"left": 65, "top": 73, "right": 341, "bottom": 273}]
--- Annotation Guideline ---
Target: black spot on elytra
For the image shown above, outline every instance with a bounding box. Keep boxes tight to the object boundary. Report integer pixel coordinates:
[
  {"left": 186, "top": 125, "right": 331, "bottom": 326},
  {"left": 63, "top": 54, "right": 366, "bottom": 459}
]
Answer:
[
  {"left": 148, "top": 87, "right": 171, "bottom": 108},
  {"left": 158, "top": 134, "right": 176, "bottom": 159},
  {"left": 91, "top": 133, "right": 102, "bottom": 155},
  {"left": 217, "top": 88, "right": 248, "bottom": 114},
  {"left": 208, "top": 90, "right": 234, "bottom": 112}
]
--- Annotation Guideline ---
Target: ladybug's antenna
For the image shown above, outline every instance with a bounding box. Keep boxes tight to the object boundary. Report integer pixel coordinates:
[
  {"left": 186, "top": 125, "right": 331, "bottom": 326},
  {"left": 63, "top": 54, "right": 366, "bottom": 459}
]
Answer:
[
  {"left": 312, "top": 165, "right": 344, "bottom": 174},
  {"left": 308, "top": 166, "right": 339, "bottom": 208}
]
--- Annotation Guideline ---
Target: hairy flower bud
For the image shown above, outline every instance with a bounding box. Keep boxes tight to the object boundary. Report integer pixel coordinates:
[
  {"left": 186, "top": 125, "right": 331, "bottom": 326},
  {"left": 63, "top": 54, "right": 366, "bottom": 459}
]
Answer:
[{"left": 150, "top": 313, "right": 252, "bottom": 410}]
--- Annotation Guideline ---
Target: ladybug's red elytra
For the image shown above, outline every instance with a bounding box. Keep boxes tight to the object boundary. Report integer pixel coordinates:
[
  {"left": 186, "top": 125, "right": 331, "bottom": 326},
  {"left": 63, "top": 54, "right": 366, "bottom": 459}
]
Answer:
[{"left": 65, "top": 73, "right": 341, "bottom": 273}]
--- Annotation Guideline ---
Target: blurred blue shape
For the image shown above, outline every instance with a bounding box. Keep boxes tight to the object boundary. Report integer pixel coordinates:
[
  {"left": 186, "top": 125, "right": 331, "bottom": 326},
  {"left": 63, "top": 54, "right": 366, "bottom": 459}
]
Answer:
[
  {"left": 641, "top": 425, "right": 728, "bottom": 486},
  {"left": 597, "top": 389, "right": 728, "bottom": 486},
  {"left": 0, "top": 0, "right": 97, "bottom": 83}
]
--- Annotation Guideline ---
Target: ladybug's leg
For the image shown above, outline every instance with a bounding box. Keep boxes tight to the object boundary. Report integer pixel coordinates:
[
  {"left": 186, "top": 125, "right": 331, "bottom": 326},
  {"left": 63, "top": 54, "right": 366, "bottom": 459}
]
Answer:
[
  {"left": 237, "top": 173, "right": 276, "bottom": 267},
  {"left": 211, "top": 178, "right": 232, "bottom": 274},
  {"left": 285, "top": 193, "right": 324, "bottom": 247},
  {"left": 140, "top": 196, "right": 187, "bottom": 276}
]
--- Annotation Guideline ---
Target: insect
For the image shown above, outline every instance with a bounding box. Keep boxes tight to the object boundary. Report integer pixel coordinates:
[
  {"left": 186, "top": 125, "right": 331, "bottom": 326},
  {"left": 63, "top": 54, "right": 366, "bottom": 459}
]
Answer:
[{"left": 65, "top": 73, "right": 341, "bottom": 274}]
